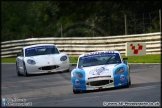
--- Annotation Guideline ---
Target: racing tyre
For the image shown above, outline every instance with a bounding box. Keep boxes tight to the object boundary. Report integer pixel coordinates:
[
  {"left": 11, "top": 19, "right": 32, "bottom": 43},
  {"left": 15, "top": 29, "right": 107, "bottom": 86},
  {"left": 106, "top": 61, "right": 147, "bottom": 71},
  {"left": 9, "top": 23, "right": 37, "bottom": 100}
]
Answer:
[
  {"left": 125, "top": 83, "right": 129, "bottom": 88},
  {"left": 16, "top": 63, "right": 22, "bottom": 76},
  {"left": 73, "top": 89, "right": 80, "bottom": 94},
  {"left": 125, "top": 76, "right": 130, "bottom": 88},
  {"left": 63, "top": 69, "right": 70, "bottom": 72},
  {"left": 129, "top": 77, "right": 131, "bottom": 85},
  {"left": 23, "top": 63, "right": 29, "bottom": 77},
  {"left": 128, "top": 66, "right": 131, "bottom": 85}
]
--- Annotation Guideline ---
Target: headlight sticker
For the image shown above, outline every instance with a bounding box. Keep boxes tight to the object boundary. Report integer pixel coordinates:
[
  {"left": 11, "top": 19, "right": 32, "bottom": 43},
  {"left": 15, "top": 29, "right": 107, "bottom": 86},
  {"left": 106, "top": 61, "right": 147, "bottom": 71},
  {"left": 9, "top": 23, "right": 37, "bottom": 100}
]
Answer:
[
  {"left": 120, "top": 74, "right": 125, "bottom": 81},
  {"left": 73, "top": 72, "right": 83, "bottom": 78},
  {"left": 115, "top": 67, "right": 124, "bottom": 74}
]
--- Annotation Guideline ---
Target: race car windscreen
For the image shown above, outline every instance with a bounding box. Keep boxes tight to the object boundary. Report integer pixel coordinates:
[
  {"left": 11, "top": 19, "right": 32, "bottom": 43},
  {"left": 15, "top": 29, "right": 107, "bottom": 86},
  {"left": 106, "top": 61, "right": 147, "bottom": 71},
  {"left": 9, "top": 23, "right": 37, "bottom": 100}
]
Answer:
[
  {"left": 78, "top": 52, "right": 121, "bottom": 68},
  {"left": 25, "top": 45, "right": 59, "bottom": 57}
]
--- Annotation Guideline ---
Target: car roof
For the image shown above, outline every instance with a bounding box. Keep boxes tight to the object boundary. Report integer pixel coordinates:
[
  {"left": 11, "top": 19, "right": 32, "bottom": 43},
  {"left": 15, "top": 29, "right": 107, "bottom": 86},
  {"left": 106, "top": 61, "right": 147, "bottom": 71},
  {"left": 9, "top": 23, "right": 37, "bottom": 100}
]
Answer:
[
  {"left": 23, "top": 44, "right": 55, "bottom": 49},
  {"left": 79, "top": 50, "right": 120, "bottom": 58}
]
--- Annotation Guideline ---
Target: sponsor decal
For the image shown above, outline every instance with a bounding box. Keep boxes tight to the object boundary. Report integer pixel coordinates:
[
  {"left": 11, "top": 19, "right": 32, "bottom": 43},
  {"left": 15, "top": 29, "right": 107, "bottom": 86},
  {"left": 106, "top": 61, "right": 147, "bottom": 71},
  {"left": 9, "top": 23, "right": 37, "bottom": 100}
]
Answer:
[
  {"left": 118, "top": 83, "right": 122, "bottom": 85},
  {"left": 84, "top": 51, "right": 115, "bottom": 56},
  {"left": 73, "top": 87, "right": 82, "bottom": 90},
  {"left": 120, "top": 74, "right": 125, "bottom": 81},
  {"left": 89, "top": 66, "right": 109, "bottom": 75},
  {"left": 118, "top": 82, "right": 127, "bottom": 85},
  {"left": 2, "top": 98, "right": 6, "bottom": 106},
  {"left": 75, "top": 79, "right": 80, "bottom": 85},
  {"left": 121, "top": 82, "right": 127, "bottom": 85},
  {"left": 75, "top": 88, "right": 82, "bottom": 90}
]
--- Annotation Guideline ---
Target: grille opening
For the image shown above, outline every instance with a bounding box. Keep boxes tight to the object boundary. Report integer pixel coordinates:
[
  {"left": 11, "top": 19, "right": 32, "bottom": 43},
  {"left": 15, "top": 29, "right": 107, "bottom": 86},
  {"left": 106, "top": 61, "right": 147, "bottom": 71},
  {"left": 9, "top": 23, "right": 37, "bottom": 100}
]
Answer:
[
  {"left": 88, "top": 76, "right": 111, "bottom": 79},
  {"left": 110, "top": 80, "right": 113, "bottom": 83},
  {"left": 38, "top": 65, "right": 59, "bottom": 70},
  {"left": 86, "top": 80, "right": 113, "bottom": 86}
]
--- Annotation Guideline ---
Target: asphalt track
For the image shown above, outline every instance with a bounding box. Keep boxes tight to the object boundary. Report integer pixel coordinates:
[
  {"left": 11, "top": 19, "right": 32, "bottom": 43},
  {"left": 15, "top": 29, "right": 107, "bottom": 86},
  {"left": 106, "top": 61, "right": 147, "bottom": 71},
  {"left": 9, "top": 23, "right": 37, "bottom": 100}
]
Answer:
[{"left": 1, "top": 63, "right": 161, "bottom": 107}]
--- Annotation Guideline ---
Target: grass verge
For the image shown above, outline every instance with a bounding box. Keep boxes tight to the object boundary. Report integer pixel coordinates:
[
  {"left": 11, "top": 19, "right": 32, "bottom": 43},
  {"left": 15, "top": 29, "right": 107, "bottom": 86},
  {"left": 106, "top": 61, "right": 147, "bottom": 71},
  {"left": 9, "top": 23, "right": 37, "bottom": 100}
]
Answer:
[{"left": 1, "top": 54, "right": 161, "bottom": 63}]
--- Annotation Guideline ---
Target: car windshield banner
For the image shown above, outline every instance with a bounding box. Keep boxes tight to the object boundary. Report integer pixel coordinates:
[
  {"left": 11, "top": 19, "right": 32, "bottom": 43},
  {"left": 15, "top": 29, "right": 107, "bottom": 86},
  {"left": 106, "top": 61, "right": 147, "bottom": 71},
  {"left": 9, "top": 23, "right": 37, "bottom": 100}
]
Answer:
[
  {"left": 26, "top": 46, "right": 55, "bottom": 51},
  {"left": 80, "top": 51, "right": 119, "bottom": 60}
]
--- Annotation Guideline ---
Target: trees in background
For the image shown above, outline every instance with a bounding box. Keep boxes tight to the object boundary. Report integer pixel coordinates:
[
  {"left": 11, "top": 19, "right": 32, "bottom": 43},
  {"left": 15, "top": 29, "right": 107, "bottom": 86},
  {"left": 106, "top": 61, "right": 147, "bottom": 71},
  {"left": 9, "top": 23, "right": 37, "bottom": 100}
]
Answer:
[{"left": 1, "top": 1, "right": 161, "bottom": 41}]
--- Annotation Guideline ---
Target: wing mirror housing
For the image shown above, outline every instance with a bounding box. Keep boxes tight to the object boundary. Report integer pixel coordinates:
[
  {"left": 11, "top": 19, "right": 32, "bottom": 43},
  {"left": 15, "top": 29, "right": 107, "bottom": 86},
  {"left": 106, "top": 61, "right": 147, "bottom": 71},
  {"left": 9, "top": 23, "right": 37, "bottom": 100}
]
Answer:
[
  {"left": 60, "top": 49, "right": 65, "bottom": 52},
  {"left": 123, "top": 58, "right": 128, "bottom": 60},
  {"left": 17, "top": 53, "right": 21, "bottom": 57},
  {"left": 123, "top": 58, "right": 128, "bottom": 65}
]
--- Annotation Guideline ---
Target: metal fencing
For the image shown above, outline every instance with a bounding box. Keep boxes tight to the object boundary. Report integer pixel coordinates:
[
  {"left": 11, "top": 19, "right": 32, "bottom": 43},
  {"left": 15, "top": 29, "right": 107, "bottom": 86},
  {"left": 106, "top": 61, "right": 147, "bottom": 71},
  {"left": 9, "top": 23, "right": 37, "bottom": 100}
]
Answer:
[{"left": 1, "top": 32, "right": 161, "bottom": 58}]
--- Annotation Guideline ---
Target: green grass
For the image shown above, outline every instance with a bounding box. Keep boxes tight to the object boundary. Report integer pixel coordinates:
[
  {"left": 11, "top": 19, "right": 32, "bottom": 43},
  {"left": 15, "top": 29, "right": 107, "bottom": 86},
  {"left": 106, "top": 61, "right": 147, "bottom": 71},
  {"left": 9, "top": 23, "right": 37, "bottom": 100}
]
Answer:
[
  {"left": 2, "top": 57, "right": 16, "bottom": 63},
  {"left": 121, "top": 54, "right": 161, "bottom": 63},
  {"left": 1, "top": 54, "right": 161, "bottom": 63},
  {"left": 70, "top": 54, "right": 161, "bottom": 63}
]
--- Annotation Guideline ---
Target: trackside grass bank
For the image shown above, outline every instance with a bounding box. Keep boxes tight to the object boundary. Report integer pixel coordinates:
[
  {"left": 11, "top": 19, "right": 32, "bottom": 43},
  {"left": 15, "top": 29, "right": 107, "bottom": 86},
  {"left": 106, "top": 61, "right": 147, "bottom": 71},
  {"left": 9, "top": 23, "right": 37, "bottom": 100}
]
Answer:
[{"left": 1, "top": 54, "right": 161, "bottom": 63}]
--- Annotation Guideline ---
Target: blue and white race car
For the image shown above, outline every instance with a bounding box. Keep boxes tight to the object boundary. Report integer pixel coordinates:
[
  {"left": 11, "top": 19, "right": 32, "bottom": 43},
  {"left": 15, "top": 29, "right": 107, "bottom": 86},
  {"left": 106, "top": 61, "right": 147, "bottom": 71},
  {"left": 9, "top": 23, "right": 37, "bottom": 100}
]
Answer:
[{"left": 71, "top": 50, "right": 131, "bottom": 94}]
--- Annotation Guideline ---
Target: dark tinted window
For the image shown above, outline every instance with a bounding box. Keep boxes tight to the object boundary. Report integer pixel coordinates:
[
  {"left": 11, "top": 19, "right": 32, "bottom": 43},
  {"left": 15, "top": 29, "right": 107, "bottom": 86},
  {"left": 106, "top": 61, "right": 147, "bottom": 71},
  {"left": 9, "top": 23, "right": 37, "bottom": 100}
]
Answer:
[
  {"left": 25, "top": 45, "right": 59, "bottom": 57},
  {"left": 78, "top": 53, "right": 121, "bottom": 68}
]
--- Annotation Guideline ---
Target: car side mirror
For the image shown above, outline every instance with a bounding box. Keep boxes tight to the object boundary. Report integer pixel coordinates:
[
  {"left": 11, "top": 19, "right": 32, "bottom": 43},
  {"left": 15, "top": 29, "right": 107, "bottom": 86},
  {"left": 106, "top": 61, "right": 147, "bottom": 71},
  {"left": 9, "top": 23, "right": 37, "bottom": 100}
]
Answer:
[
  {"left": 17, "top": 53, "right": 21, "bottom": 57},
  {"left": 60, "top": 49, "right": 65, "bottom": 52},
  {"left": 123, "top": 58, "right": 128, "bottom": 60},
  {"left": 123, "top": 58, "right": 128, "bottom": 65}
]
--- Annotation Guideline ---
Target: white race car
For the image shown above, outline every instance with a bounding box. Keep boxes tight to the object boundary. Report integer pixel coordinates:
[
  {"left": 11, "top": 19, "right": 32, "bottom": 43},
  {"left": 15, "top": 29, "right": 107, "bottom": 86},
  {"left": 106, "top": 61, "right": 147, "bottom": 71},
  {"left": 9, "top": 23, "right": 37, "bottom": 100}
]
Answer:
[
  {"left": 71, "top": 50, "right": 131, "bottom": 94},
  {"left": 16, "top": 44, "right": 70, "bottom": 76}
]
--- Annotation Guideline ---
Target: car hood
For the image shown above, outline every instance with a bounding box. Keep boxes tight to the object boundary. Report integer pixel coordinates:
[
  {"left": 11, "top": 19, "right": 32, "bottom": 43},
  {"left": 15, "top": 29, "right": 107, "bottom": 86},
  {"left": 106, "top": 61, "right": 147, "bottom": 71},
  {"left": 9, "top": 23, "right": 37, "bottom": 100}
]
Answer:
[
  {"left": 82, "top": 64, "right": 118, "bottom": 80},
  {"left": 25, "top": 54, "right": 61, "bottom": 65}
]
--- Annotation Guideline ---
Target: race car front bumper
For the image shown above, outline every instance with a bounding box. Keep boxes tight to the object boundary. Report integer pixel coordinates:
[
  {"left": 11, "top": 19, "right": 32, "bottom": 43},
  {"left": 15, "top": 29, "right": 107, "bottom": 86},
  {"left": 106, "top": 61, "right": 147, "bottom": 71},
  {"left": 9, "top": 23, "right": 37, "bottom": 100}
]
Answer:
[
  {"left": 25, "top": 61, "right": 70, "bottom": 74},
  {"left": 73, "top": 75, "right": 129, "bottom": 91},
  {"left": 85, "top": 77, "right": 114, "bottom": 90}
]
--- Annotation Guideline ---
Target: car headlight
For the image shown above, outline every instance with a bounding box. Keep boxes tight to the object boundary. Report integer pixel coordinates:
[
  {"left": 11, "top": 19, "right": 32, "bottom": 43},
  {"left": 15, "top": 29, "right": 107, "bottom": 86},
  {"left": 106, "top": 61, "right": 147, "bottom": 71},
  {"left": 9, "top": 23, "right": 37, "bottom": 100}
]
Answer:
[
  {"left": 60, "top": 55, "right": 67, "bottom": 61},
  {"left": 115, "top": 67, "right": 124, "bottom": 74},
  {"left": 27, "top": 59, "right": 36, "bottom": 65},
  {"left": 73, "top": 72, "right": 83, "bottom": 78}
]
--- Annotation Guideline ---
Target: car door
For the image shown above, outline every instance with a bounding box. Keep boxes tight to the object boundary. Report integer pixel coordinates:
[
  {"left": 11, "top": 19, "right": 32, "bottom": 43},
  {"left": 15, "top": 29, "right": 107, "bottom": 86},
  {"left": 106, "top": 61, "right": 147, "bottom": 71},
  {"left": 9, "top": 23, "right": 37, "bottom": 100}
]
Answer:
[{"left": 17, "top": 49, "right": 24, "bottom": 73}]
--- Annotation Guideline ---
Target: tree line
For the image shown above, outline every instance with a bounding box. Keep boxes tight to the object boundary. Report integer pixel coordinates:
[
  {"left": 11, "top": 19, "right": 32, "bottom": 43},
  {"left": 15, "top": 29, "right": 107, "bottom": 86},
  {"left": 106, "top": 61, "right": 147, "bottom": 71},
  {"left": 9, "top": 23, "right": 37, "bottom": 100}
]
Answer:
[{"left": 1, "top": 1, "right": 161, "bottom": 41}]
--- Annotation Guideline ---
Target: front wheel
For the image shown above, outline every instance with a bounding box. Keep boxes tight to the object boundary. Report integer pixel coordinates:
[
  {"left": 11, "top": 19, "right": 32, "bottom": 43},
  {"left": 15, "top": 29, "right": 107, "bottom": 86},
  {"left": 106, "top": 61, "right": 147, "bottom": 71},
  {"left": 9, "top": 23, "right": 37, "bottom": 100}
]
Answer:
[
  {"left": 129, "top": 77, "right": 131, "bottom": 85},
  {"left": 16, "top": 63, "right": 22, "bottom": 76},
  {"left": 73, "top": 89, "right": 80, "bottom": 94},
  {"left": 125, "top": 76, "right": 130, "bottom": 88},
  {"left": 23, "top": 63, "right": 29, "bottom": 77}
]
